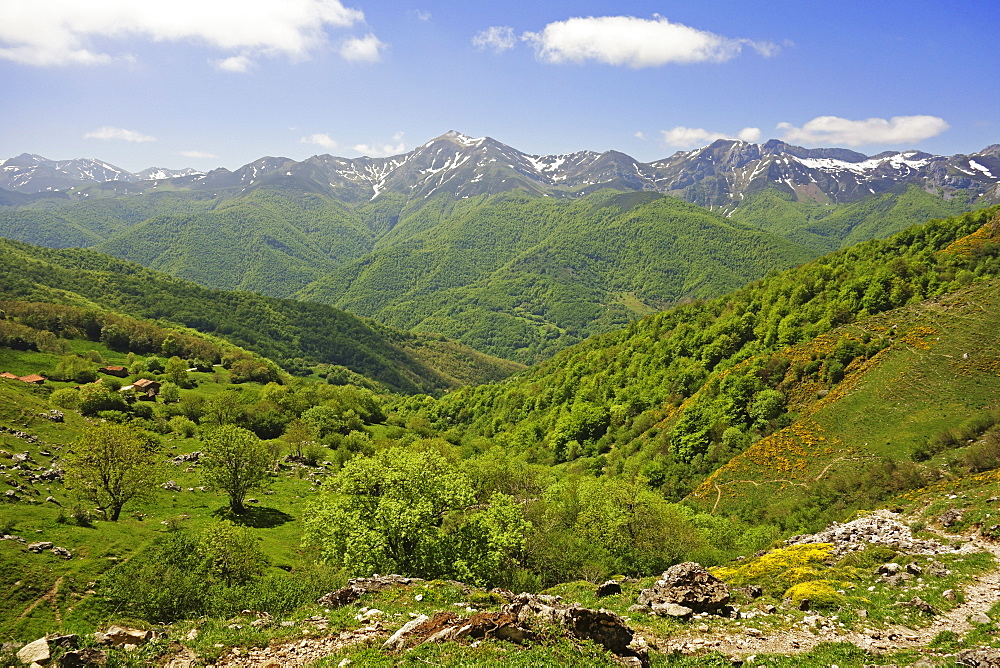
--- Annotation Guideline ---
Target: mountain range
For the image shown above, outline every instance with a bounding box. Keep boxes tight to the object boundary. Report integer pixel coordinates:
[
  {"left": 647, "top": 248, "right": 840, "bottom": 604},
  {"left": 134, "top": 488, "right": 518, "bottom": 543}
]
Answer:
[
  {"left": 3, "top": 131, "right": 999, "bottom": 210},
  {"left": 1, "top": 132, "right": 998, "bottom": 363}
]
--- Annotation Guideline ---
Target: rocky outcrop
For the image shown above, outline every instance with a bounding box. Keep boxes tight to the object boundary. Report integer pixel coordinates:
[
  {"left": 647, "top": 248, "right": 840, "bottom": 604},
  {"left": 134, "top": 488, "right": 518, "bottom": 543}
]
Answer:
[
  {"left": 379, "top": 594, "right": 648, "bottom": 667},
  {"left": 317, "top": 574, "right": 425, "bottom": 608},
  {"left": 504, "top": 593, "right": 649, "bottom": 667},
  {"left": 636, "top": 562, "right": 731, "bottom": 616},
  {"left": 784, "top": 511, "right": 956, "bottom": 557}
]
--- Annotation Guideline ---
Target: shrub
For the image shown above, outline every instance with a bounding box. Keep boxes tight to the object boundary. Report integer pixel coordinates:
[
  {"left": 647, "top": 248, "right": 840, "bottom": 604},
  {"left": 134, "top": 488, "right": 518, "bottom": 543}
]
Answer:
[
  {"left": 50, "top": 388, "right": 81, "bottom": 410},
  {"left": 168, "top": 415, "right": 197, "bottom": 438},
  {"left": 783, "top": 580, "right": 847, "bottom": 609}
]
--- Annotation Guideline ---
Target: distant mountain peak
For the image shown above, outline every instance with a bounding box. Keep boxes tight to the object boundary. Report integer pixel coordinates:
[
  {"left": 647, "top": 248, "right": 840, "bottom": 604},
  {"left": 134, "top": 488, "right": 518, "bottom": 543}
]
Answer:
[{"left": 2, "top": 133, "right": 998, "bottom": 208}]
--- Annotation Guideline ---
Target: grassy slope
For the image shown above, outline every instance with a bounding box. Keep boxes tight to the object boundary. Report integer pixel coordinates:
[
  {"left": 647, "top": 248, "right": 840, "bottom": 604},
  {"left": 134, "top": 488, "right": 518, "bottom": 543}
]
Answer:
[
  {"left": 0, "top": 238, "right": 522, "bottom": 395},
  {"left": 688, "top": 277, "right": 1000, "bottom": 521},
  {"left": 731, "top": 185, "right": 974, "bottom": 254}
]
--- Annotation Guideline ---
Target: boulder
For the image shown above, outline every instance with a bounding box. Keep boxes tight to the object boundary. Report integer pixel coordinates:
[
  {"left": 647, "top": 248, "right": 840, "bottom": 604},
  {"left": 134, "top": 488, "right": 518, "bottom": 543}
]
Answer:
[
  {"left": 650, "top": 602, "right": 692, "bottom": 618},
  {"left": 94, "top": 626, "right": 152, "bottom": 647},
  {"left": 57, "top": 647, "right": 107, "bottom": 667},
  {"left": 637, "top": 562, "right": 730, "bottom": 615},
  {"left": 504, "top": 593, "right": 649, "bottom": 667},
  {"left": 17, "top": 637, "right": 50, "bottom": 665},
  {"left": 28, "top": 541, "right": 54, "bottom": 553},
  {"left": 596, "top": 580, "right": 622, "bottom": 597}
]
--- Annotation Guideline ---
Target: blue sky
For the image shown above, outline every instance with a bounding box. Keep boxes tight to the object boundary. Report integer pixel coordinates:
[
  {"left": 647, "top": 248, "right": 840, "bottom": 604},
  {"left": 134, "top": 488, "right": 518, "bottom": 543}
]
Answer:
[{"left": 0, "top": 0, "right": 996, "bottom": 172}]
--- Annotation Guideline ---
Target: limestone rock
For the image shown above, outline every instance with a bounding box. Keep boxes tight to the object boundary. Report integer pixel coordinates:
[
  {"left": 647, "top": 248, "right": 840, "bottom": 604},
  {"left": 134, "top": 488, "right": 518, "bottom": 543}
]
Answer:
[
  {"left": 94, "top": 626, "right": 152, "bottom": 647},
  {"left": 504, "top": 593, "right": 649, "bottom": 667},
  {"left": 650, "top": 602, "right": 692, "bottom": 618},
  {"left": 17, "top": 637, "right": 50, "bottom": 665},
  {"left": 317, "top": 574, "right": 422, "bottom": 608},
  {"left": 637, "top": 562, "right": 730, "bottom": 615}
]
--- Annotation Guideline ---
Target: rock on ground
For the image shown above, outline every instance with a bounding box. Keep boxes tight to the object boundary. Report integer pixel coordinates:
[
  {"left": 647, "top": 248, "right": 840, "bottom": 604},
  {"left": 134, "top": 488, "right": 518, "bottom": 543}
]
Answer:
[{"left": 637, "top": 562, "right": 730, "bottom": 615}]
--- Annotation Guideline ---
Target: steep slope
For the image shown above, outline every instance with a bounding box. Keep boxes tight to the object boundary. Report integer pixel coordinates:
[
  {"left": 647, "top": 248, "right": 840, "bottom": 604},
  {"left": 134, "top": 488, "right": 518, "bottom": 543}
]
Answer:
[
  {"left": 297, "top": 190, "right": 814, "bottom": 361},
  {"left": 0, "top": 238, "right": 522, "bottom": 394},
  {"left": 427, "top": 206, "right": 1000, "bottom": 519},
  {"left": 731, "top": 185, "right": 973, "bottom": 253}
]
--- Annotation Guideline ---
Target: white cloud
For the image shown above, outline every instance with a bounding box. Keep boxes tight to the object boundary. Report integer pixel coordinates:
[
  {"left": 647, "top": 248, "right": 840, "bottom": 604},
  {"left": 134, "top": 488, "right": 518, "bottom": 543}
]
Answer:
[
  {"left": 661, "top": 126, "right": 761, "bottom": 148},
  {"left": 301, "top": 133, "right": 338, "bottom": 150},
  {"left": 84, "top": 126, "right": 156, "bottom": 143},
  {"left": 634, "top": 131, "right": 646, "bottom": 140},
  {"left": 213, "top": 54, "right": 254, "bottom": 73},
  {"left": 413, "top": 10, "right": 431, "bottom": 22},
  {"left": 353, "top": 132, "right": 406, "bottom": 157},
  {"left": 339, "top": 33, "right": 386, "bottom": 62},
  {"left": 179, "top": 150, "right": 218, "bottom": 159},
  {"left": 0, "top": 0, "right": 367, "bottom": 67},
  {"left": 473, "top": 26, "right": 516, "bottom": 53},
  {"left": 776, "top": 115, "right": 949, "bottom": 147},
  {"left": 522, "top": 15, "right": 777, "bottom": 68}
]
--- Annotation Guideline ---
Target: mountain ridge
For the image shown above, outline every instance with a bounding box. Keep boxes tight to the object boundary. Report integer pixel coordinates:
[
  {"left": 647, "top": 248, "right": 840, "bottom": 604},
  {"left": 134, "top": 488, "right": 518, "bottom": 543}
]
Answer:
[{"left": 4, "top": 132, "right": 998, "bottom": 211}]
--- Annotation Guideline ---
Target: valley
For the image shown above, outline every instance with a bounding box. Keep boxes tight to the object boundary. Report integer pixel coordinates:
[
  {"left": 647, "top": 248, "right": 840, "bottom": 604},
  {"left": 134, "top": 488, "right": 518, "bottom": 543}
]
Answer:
[{"left": 1, "top": 191, "right": 1000, "bottom": 665}]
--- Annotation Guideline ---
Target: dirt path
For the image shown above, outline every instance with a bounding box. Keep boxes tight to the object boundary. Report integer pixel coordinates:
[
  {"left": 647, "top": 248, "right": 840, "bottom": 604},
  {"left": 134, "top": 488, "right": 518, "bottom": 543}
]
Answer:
[
  {"left": 17, "top": 576, "right": 63, "bottom": 625},
  {"left": 655, "top": 533, "right": 1000, "bottom": 659}
]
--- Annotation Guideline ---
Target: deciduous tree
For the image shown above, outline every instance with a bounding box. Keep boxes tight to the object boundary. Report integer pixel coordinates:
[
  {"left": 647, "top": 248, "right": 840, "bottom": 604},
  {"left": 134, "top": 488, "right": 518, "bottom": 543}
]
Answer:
[{"left": 64, "top": 424, "right": 164, "bottom": 521}]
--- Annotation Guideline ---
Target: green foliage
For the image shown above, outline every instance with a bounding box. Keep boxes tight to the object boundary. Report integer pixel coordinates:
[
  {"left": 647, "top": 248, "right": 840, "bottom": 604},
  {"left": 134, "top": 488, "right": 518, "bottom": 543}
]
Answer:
[
  {"left": 199, "top": 521, "right": 268, "bottom": 586},
  {"left": 63, "top": 423, "right": 164, "bottom": 521},
  {"left": 304, "top": 447, "right": 529, "bottom": 587},
  {"left": 0, "top": 241, "right": 519, "bottom": 394},
  {"left": 201, "top": 425, "right": 273, "bottom": 514},
  {"left": 51, "top": 354, "right": 97, "bottom": 383}
]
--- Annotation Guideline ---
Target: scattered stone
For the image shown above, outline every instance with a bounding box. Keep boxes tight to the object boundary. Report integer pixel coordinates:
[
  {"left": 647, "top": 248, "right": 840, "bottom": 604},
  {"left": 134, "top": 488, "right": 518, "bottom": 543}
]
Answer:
[
  {"left": 596, "top": 580, "right": 622, "bottom": 597},
  {"left": 28, "top": 541, "right": 54, "bottom": 552},
  {"left": 39, "top": 410, "right": 64, "bottom": 422},
  {"left": 172, "top": 451, "right": 201, "bottom": 465},
  {"left": 162, "top": 480, "right": 182, "bottom": 492},
  {"left": 969, "top": 612, "right": 992, "bottom": 625},
  {"left": 17, "top": 637, "right": 51, "bottom": 665},
  {"left": 785, "top": 510, "right": 956, "bottom": 557},
  {"left": 905, "top": 562, "right": 923, "bottom": 576},
  {"left": 798, "top": 598, "right": 811, "bottom": 611},
  {"left": 45, "top": 495, "right": 60, "bottom": 505},
  {"left": 956, "top": 647, "right": 1000, "bottom": 667},
  {"left": 317, "top": 574, "right": 424, "bottom": 608},
  {"left": 942, "top": 589, "right": 956, "bottom": 601},
  {"left": 628, "top": 604, "right": 651, "bottom": 614},
  {"left": 637, "top": 562, "right": 730, "bottom": 615},
  {"left": 939, "top": 508, "right": 966, "bottom": 528},
  {"left": 51, "top": 546, "right": 72, "bottom": 559}
]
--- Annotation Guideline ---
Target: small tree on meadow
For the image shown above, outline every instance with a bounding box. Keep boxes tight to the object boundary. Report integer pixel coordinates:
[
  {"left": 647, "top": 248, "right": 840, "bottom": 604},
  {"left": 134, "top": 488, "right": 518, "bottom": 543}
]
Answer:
[
  {"left": 64, "top": 424, "right": 164, "bottom": 521},
  {"left": 201, "top": 425, "right": 272, "bottom": 514}
]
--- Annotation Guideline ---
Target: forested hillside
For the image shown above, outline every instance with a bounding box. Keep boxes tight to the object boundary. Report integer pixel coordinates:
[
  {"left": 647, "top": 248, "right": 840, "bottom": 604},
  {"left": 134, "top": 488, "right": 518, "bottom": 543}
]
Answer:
[
  {"left": 0, "top": 238, "right": 522, "bottom": 394},
  {"left": 299, "top": 190, "right": 813, "bottom": 360},
  {"left": 0, "top": 167, "right": 987, "bottom": 363},
  {"left": 421, "top": 206, "right": 1000, "bottom": 527}
]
